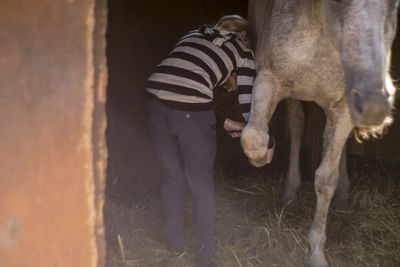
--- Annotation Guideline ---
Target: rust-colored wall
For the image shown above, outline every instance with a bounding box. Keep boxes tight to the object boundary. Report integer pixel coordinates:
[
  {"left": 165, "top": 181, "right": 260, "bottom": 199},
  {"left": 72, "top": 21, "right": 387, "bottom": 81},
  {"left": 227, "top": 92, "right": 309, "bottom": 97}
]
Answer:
[{"left": 0, "top": 0, "right": 107, "bottom": 266}]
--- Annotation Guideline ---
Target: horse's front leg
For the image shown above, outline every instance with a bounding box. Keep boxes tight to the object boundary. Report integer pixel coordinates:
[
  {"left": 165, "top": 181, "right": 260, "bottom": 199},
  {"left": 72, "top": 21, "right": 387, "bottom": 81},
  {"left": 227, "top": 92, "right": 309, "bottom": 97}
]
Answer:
[
  {"left": 241, "top": 70, "right": 284, "bottom": 167},
  {"left": 331, "top": 143, "right": 350, "bottom": 209},
  {"left": 307, "top": 102, "right": 353, "bottom": 267}
]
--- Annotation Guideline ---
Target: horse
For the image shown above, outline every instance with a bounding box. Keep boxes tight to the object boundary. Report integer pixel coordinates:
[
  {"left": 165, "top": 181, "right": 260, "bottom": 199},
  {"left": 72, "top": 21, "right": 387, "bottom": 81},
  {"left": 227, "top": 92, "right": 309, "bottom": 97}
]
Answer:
[{"left": 241, "top": 0, "right": 399, "bottom": 266}]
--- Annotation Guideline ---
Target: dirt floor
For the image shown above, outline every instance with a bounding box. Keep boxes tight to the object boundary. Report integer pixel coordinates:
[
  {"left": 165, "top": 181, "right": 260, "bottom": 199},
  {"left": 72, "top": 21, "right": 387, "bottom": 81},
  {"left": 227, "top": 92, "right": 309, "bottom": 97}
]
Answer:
[{"left": 104, "top": 162, "right": 400, "bottom": 267}]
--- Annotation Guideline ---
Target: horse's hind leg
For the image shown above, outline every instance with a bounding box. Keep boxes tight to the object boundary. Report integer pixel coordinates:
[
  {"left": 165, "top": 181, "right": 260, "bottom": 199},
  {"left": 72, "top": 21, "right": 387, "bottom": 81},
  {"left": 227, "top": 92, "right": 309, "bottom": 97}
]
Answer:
[
  {"left": 281, "top": 99, "right": 304, "bottom": 209},
  {"left": 307, "top": 103, "right": 353, "bottom": 267},
  {"left": 331, "top": 143, "right": 350, "bottom": 209}
]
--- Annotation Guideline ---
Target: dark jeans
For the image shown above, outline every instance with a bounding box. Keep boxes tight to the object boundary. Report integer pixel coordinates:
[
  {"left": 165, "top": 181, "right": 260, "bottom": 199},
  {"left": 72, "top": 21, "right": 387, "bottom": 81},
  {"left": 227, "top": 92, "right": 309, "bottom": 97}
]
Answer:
[{"left": 146, "top": 100, "right": 216, "bottom": 267}]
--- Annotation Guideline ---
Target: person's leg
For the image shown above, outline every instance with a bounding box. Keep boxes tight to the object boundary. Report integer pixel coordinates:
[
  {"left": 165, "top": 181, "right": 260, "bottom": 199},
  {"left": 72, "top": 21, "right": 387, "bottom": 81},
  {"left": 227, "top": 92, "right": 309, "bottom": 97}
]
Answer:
[
  {"left": 172, "top": 109, "right": 216, "bottom": 267},
  {"left": 146, "top": 101, "right": 186, "bottom": 252}
]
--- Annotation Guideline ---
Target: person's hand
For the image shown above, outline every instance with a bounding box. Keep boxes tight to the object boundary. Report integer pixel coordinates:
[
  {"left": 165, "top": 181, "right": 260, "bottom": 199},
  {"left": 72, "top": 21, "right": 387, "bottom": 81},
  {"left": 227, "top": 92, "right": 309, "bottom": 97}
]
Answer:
[
  {"left": 266, "top": 146, "right": 274, "bottom": 164},
  {"left": 224, "top": 119, "right": 245, "bottom": 138},
  {"left": 265, "top": 135, "right": 275, "bottom": 164}
]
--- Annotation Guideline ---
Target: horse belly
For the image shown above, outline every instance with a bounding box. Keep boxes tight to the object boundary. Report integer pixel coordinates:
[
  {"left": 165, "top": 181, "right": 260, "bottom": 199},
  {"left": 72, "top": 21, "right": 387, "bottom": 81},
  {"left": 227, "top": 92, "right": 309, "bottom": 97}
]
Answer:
[{"left": 276, "top": 67, "right": 345, "bottom": 107}]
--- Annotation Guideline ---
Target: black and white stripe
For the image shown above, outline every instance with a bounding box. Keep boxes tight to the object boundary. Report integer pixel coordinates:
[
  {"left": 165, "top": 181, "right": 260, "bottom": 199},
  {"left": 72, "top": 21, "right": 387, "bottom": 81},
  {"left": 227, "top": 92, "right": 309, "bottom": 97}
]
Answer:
[{"left": 146, "top": 26, "right": 256, "bottom": 120}]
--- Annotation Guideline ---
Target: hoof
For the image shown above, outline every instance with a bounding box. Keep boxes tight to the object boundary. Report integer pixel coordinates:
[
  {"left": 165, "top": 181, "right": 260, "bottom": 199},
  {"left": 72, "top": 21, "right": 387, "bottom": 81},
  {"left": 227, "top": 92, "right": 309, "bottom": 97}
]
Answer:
[
  {"left": 248, "top": 157, "right": 268, "bottom": 168},
  {"left": 280, "top": 185, "right": 300, "bottom": 211},
  {"left": 280, "top": 194, "right": 299, "bottom": 211},
  {"left": 241, "top": 127, "right": 269, "bottom": 167},
  {"left": 307, "top": 254, "right": 329, "bottom": 267}
]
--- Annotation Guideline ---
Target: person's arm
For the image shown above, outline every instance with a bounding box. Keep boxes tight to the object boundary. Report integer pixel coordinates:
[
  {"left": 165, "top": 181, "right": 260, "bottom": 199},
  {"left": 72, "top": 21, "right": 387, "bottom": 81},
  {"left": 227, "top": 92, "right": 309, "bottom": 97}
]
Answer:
[
  {"left": 219, "top": 51, "right": 255, "bottom": 138},
  {"left": 236, "top": 52, "right": 256, "bottom": 122},
  {"left": 224, "top": 118, "right": 245, "bottom": 138}
]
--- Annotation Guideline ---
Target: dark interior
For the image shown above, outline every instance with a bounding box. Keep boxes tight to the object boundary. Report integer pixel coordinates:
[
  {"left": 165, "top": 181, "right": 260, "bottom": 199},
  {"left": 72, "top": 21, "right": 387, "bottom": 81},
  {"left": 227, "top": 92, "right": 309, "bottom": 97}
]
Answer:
[
  {"left": 105, "top": 0, "right": 251, "bottom": 205},
  {"left": 105, "top": 0, "right": 400, "bottom": 205}
]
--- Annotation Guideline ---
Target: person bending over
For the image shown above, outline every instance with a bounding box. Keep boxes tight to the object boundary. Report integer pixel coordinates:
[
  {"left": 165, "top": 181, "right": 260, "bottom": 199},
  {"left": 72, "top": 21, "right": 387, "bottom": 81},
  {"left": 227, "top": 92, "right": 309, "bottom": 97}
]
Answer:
[{"left": 146, "top": 15, "right": 266, "bottom": 267}]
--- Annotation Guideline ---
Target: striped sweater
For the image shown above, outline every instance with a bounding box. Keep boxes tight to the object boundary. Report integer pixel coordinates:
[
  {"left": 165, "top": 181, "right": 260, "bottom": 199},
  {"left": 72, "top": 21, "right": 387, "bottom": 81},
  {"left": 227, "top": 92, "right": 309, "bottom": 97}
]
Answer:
[{"left": 146, "top": 25, "right": 256, "bottom": 121}]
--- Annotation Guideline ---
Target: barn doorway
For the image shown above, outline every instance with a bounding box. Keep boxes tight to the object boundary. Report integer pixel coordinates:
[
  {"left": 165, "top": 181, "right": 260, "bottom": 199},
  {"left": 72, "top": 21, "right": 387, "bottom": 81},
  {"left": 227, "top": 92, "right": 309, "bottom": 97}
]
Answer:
[{"left": 103, "top": 1, "right": 400, "bottom": 266}]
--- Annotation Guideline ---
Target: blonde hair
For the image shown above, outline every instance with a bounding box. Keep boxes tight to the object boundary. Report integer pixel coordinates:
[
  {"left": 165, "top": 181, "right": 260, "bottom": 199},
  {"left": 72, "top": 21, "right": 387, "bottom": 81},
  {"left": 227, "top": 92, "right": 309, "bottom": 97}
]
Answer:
[{"left": 214, "top": 15, "right": 252, "bottom": 48}]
